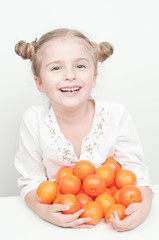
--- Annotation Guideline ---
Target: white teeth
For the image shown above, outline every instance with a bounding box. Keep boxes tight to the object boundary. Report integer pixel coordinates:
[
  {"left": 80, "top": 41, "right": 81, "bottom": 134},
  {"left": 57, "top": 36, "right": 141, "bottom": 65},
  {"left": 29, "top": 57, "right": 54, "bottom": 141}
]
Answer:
[{"left": 61, "top": 87, "right": 80, "bottom": 92}]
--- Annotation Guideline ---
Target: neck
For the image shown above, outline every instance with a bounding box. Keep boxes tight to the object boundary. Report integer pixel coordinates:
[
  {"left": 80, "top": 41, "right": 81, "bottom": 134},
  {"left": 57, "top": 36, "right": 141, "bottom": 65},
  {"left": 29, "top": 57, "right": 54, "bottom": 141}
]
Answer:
[{"left": 51, "top": 99, "right": 94, "bottom": 124}]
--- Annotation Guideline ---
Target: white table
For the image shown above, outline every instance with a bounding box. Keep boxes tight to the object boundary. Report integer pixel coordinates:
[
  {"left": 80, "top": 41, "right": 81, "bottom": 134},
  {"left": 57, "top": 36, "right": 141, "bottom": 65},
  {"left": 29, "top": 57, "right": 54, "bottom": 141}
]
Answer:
[{"left": 0, "top": 185, "right": 159, "bottom": 240}]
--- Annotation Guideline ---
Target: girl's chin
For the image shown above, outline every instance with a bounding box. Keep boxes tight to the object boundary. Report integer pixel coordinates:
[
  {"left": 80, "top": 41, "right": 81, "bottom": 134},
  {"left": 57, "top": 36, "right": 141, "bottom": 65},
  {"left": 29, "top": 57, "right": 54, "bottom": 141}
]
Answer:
[
  {"left": 53, "top": 98, "right": 87, "bottom": 111},
  {"left": 61, "top": 99, "right": 82, "bottom": 108}
]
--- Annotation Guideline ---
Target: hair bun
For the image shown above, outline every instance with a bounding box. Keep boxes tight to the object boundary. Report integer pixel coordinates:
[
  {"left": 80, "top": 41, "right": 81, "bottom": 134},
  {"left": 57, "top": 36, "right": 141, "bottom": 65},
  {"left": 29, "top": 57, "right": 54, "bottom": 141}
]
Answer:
[
  {"left": 97, "top": 42, "right": 114, "bottom": 62},
  {"left": 15, "top": 40, "right": 35, "bottom": 61}
]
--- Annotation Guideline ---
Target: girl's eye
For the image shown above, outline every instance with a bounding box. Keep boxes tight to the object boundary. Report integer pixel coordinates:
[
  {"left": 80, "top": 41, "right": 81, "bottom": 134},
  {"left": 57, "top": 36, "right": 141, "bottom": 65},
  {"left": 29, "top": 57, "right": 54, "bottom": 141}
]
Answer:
[
  {"left": 52, "top": 66, "right": 60, "bottom": 71},
  {"left": 77, "top": 64, "right": 85, "bottom": 69}
]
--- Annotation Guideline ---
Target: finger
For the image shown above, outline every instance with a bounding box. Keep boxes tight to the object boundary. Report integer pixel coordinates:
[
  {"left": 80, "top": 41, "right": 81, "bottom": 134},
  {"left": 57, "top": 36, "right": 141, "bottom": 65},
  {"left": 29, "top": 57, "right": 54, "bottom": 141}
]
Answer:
[
  {"left": 112, "top": 220, "right": 127, "bottom": 231},
  {"left": 52, "top": 204, "right": 69, "bottom": 212},
  {"left": 109, "top": 214, "right": 115, "bottom": 224},
  {"left": 65, "top": 217, "right": 92, "bottom": 228},
  {"left": 111, "top": 215, "right": 132, "bottom": 231},
  {"left": 55, "top": 208, "right": 85, "bottom": 223},
  {"left": 109, "top": 211, "right": 119, "bottom": 224},
  {"left": 73, "top": 224, "right": 93, "bottom": 228},
  {"left": 113, "top": 219, "right": 134, "bottom": 232},
  {"left": 108, "top": 222, "right": 113, "bottom": 228},
  {"left": 111, "top": 212, "right": 125, "bottom": 229},
  {"left": 113, "top": 211, "right": 120, "bottom": 221},
  {"left": 125, "top": 203, "right": 140, "bottom": 215},
  {"left": 64, "top": 208, "right": 85, "bottom": 222}
]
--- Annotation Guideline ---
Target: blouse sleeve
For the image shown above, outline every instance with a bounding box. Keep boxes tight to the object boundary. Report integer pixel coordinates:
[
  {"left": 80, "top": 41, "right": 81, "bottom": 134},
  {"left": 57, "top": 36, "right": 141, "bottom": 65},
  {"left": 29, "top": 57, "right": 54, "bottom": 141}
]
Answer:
[
  {"left": 113, "top": 105, "right": 151, "bottom": 188},
  {"left": 15, "top": 108, "right": 47, "bottom": 199}
]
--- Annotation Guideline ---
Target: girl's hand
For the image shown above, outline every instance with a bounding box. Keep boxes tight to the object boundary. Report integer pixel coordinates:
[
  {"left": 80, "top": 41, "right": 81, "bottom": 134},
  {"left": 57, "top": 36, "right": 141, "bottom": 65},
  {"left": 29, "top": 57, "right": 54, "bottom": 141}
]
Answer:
[
  {"left": 109, "top": 202, "right": 143, "bottom": 231},
  {"left": 43, "top": 203, "right": 93, "bottom": 228},
  {"left": 109, "top": 186, "right": 152, "bottom": 232},
  {"left": 25, "top": 190, "right": 92, "bottom": 228}
]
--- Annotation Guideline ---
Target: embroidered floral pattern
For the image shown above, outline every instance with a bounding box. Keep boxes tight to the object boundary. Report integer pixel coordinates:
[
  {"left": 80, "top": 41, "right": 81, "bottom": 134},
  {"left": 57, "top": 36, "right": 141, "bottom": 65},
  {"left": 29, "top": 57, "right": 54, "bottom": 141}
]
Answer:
[{"left": 43, "top": 100, "right": 110, "bottom": 166}]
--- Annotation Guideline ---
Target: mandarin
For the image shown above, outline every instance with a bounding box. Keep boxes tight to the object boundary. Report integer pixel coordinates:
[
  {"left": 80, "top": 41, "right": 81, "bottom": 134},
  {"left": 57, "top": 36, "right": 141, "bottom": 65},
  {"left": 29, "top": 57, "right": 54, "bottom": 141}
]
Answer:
[
  {"left": 53, "top": 194, "right": 63, "bottom": 204},
  {"left": 37, "top": 180, "right": 58, "bottom": 204},
  {"left": 83, "top": 174, "right": 106, "bottom": 197},
  {"left": 59, "top": 174, "right": 81, "bottom": 194},
  {"left": 119, "top": 185, "right": 142, "bottom": 207},
  {"left": 73, "top": 160, "right": 95, "bottom": 181},
  {"left": 58, "top": 193, "right": 81, "bottom": 214},
  {"left": 113, "top": 189, "right": 121, "bottom": 203},
  {"left": 109, "top": 183, "right": 119, "bottom": 195},
  {"left": 80, "top": 201, "right": 103, "bottom": 225},
  {"left": 95, "top": 165, "right": 115, "bottom": 187},
  {"left": 105, "top": 203, "right": 126, "bottom": 223},
  {"left": 103, "top": 187, "right": 113, "bottom": 196},
  {"left": 95, "top": 193, "right": 115, "bottom": 216},
  {"left": 102, "top": 157, "right": 121, "bottom": 173},
  {"left": 56, "top": 167, "right": 73, "bottom": 184},
  {"left": 76, "top": 192, "right": 93, "bottom": 207},
  {"left": 115, "top": 169, "right": 137, "bottom": 188}
]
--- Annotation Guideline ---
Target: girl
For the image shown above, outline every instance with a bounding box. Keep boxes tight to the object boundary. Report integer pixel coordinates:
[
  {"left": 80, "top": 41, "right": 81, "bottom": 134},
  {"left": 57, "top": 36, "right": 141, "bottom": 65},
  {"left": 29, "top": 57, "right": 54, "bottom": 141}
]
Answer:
[{"left": 14, "top": 28, "right": 152, "bottom": 231}]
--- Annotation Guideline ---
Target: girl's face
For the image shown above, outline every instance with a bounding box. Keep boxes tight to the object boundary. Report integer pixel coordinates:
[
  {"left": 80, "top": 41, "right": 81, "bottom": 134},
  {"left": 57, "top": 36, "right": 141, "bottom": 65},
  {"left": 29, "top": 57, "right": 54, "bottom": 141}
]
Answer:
[{"left": 34, "top": 37, "right": 97, "bottom": 110}]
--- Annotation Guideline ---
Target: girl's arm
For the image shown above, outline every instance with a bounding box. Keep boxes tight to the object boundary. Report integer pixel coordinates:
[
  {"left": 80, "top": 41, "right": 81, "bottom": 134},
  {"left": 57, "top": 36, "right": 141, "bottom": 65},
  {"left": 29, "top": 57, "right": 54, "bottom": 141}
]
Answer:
[
  {"left": 16, "top": 109, "right": 92, "bottom": 228},
  {"left": 25, "top": 190, "right": 92, "bottom": 228},
  {"left": 110, "top": 105, "right": 152, "bottom": 231},
  {"left": 109, "top": 186, "right": 152, "bottom": 231}
]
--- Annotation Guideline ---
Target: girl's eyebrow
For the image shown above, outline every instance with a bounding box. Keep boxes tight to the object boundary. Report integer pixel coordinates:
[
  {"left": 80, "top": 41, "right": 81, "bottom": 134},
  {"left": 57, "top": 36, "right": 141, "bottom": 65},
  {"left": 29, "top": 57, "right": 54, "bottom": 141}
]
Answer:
[{"left": 46, "top": 58, "right": 90, "bottom": 67}]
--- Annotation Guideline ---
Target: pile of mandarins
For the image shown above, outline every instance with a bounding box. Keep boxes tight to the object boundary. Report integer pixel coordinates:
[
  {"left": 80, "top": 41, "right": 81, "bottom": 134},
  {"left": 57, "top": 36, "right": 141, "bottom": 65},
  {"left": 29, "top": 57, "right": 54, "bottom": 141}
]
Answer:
[{"left": 36, "top": 158, "right": 142, "bottom": 226}]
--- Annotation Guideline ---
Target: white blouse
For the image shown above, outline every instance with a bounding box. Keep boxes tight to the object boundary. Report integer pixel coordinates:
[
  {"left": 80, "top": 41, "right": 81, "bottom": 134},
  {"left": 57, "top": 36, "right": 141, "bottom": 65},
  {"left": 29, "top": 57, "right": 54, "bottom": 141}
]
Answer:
[{"left": 15, "top": 98, "right": 151, "bottom": 198}]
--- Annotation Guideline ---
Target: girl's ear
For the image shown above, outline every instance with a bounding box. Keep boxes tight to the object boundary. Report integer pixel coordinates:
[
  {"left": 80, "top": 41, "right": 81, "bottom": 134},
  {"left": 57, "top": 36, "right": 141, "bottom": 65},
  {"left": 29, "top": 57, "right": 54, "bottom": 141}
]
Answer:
[
  {"left": 93, "top": 72, "right": 97, "bottom": 88},
  {"left": 34, "top": 76, "right": 45, "bottom": 93}
]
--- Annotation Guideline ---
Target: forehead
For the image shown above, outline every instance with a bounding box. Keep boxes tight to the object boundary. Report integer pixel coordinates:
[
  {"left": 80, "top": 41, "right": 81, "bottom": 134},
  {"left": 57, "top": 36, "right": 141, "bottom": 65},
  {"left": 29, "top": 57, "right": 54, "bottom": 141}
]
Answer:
[{"left": 40, "top": 37, "right": 93, "bottom": 61}]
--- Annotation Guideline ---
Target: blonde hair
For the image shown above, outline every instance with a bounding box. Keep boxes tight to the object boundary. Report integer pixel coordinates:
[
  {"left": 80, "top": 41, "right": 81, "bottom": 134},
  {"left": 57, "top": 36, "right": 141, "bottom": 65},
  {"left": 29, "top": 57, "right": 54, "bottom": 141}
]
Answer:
[{"left": 15, "top": 28, "right": 113, "bottom": 76}]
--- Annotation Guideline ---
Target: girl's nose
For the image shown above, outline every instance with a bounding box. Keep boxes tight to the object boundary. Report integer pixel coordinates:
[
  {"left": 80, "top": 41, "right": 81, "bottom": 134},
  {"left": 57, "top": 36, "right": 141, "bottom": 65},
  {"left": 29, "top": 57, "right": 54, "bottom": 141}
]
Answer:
[{"left": 64, "top": 68, "right": 76, "bottom": 81}]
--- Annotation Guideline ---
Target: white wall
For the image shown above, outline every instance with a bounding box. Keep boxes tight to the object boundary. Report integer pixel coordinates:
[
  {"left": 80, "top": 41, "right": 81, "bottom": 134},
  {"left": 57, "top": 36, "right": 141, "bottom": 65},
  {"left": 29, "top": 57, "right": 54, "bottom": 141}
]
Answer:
[{"left": 0, "top": 0, "right": 159, "bottom": 196}]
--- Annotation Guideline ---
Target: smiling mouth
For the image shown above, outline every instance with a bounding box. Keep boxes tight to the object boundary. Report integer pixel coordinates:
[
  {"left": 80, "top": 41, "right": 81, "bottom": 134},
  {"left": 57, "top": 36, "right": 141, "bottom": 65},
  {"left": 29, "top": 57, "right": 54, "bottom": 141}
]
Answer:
[{"left": 60, "top": 87, "right": 81, "bottom": 92}]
